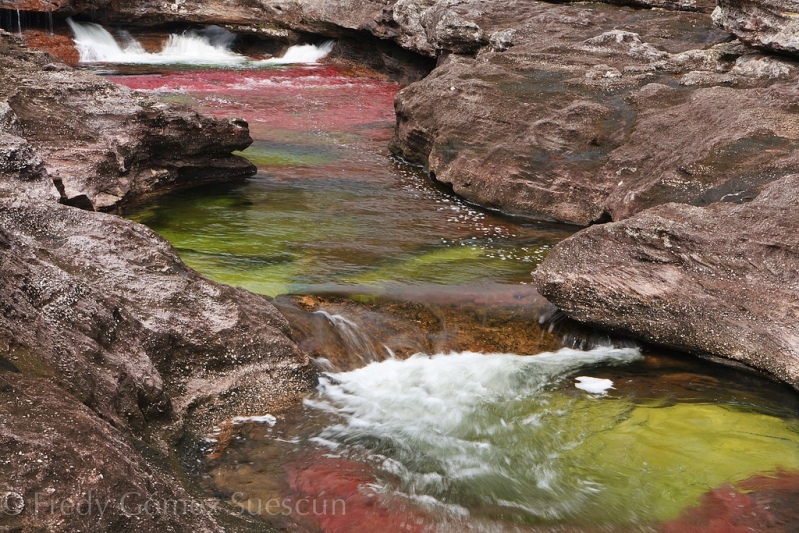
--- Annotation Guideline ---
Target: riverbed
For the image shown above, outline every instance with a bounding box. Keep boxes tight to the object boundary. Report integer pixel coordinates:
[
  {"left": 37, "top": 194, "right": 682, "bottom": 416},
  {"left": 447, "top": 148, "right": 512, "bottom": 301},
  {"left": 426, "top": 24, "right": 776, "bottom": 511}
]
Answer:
[{"left": 94, "top": 30, "right": 799, "bottom": 533}]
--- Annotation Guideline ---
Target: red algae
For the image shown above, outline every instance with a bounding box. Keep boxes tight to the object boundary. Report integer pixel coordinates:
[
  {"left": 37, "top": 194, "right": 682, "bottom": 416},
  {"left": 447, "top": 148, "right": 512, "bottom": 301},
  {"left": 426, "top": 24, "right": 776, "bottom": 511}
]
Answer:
[
  {"left": 662, "top": 471, "right": 799, "bottom": 532},
  {"left": 284, "top": 452, "right": 436, "bottom": 533},
  {"left": 110, "top": 67, "right": 400, "bottom": 138}
]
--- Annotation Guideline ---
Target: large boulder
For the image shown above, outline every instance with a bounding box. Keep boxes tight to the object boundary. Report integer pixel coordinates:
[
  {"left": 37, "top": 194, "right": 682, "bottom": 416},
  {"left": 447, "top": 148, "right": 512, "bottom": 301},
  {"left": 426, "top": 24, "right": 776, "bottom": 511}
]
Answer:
[
  {"left": 0, "top": 30, "right": 315, "bottom": 532},
  {"left": 390, "top": 1, "right": 799, "bottom": 225},
  {"left": 0, "top": 30, "right": 255, "bottom": 211},
  {"left": 533, "top": 175, "right": 799, "bottom": 388},
  {"left": 713, "top": 0, "right": 799, "bottom": 55}
]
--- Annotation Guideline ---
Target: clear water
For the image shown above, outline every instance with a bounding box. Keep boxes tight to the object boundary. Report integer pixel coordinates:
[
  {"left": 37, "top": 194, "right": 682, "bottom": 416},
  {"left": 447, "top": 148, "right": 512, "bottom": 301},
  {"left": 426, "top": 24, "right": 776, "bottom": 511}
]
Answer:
[
  {"left": 110, "top": 59, "right": 799, "bottom": 532},
  {"left": 120, "top": 66, "right": 572, "bottom": 297}
]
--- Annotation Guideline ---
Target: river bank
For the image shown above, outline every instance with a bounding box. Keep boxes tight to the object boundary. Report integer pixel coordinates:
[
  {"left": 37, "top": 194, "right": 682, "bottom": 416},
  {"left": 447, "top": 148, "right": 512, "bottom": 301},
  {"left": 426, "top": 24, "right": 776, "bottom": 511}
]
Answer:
[{"left": 0, "top": 0, "right": 798, "bottom": 530}]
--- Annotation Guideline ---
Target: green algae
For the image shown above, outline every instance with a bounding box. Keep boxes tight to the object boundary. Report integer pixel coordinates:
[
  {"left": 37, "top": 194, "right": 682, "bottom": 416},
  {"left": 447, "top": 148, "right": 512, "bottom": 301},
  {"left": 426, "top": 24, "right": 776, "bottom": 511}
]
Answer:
[{"left": 125, "top": 175, "right": 560, "bottom": 297}]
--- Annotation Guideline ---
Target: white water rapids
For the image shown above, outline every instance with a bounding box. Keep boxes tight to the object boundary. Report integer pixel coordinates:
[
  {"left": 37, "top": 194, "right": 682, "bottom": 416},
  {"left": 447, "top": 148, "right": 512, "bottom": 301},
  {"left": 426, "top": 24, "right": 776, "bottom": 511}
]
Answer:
[
  {"left": 67, "top": 18, "right": 334, "bottom": 65},
  {"left": 304, "top": 347, "right": 644, "bottom": 524}
]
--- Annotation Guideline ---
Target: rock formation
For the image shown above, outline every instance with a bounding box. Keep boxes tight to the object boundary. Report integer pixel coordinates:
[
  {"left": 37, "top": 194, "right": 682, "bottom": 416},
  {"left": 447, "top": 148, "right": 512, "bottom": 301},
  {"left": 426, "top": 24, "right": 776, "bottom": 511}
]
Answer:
[
  {"left": 713, "top": 0, "right": 799, "bottom": 55},
  {"left": 0, "top": 31, "right": 315, "bottom": 531},
  {"left": 390, "top": 2, "right": 799, "bottom": 225},
  {"left": 533, "top": 175, "right": 799, "bottom": 388},
  {"left": 0, "top": 30, "right": 255, "bottom": 211}
]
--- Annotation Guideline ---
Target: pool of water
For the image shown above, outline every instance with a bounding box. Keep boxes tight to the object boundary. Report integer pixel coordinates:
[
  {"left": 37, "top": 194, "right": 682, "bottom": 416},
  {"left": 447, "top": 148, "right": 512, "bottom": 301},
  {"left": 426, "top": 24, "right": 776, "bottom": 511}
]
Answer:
[
  {"left": 204, "top": 347, "right": 799, "bottom": 532},
  {"left": 119, "top": 66, "right": 572, "bottom": 297},
  {"left": 111, "top": 63, "right": 799, "bottom": 532}
]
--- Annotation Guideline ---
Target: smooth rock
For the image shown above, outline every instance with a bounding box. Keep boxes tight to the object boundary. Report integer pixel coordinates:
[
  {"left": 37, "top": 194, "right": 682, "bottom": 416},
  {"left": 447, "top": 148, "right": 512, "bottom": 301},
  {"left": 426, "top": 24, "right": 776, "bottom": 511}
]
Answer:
[
  {"left": 533, "top": 175, "right": 799, "bottom": 388},
  {"left": 390, "top": 2, "right": 799, "bottom": 225}
]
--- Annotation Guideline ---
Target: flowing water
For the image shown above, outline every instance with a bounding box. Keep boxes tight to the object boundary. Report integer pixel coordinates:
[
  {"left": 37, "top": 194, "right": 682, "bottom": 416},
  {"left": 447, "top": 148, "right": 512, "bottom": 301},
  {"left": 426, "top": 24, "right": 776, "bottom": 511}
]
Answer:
[{"left": 73, "top": 22, "right": 799, "bottom": 532}]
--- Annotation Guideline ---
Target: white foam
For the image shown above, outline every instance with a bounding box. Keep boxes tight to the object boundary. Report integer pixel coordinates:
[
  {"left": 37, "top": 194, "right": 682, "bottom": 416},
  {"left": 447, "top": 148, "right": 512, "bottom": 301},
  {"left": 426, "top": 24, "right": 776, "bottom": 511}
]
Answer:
[
  {"left": 303, "top": 347, "right": 641, "bottom": 519},
  {"left": 574, "top": 376, "right": 615, "bottom": 395},
  {"left": 68, "top": 19, "right": 335, "bottom": 66},
  {"left": 230, "top": 414, "right": 277, "bottom": 426},
  {"left": 258, "top": 40, "right": 335, "bottom": 65}
]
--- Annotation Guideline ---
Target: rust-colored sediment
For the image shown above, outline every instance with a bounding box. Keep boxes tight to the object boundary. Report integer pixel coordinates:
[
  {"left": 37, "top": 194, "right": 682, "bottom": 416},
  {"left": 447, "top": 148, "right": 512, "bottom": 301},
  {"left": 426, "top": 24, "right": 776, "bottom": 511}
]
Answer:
[{"left": 23, "top": 30, "right": 79, "bottom": 65}]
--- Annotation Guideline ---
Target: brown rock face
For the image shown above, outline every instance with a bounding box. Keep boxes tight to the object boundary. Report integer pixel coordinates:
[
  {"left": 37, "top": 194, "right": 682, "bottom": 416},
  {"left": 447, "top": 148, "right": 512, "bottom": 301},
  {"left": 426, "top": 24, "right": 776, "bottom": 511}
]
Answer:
[
  {"left": 0, "top": 375, "right": 220, "bottom": 532},
  {"left": 0, "top": 30, "right": 255, "bottom": 211},
  {"left": 391, "top": 2, "right": 799, "bottom": 225},
  {"left": 533, "top": 175, "right": 799, "bottom": 388},
  {"left": 713, "top": 0, "right": 799, "bottom": 55},
  {"left": 0, "top": 30, "right": 315, "bottom": 532}
]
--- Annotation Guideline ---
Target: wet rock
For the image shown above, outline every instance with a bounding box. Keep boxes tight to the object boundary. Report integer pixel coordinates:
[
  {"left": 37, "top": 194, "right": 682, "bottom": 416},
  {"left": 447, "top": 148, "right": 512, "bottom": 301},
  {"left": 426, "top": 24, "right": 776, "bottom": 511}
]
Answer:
[
  {"left": 272, "top": 287, "right": 623, "bottom": 372},
  {"left": 713, "top": 0, "right": 799, "bottom": 56},
  {"left": 533, "top": 175, "right": 799, "bottom": 389},
  {"left": 0, "top": 30, "right": 255, "bottom": 211},
  {"left": 391, "top": 2, "right": 799, "bottom": 225}
]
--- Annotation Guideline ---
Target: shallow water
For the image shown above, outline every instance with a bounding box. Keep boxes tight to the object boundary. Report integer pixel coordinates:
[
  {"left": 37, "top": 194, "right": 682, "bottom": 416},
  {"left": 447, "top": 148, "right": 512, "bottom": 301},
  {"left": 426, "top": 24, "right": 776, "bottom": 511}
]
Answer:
[
  {"left": 111, "top": 60, "right": 799, "bottom": 532},
  {"left": 120, "top": 66, "right": 572, "bottom": 297}
]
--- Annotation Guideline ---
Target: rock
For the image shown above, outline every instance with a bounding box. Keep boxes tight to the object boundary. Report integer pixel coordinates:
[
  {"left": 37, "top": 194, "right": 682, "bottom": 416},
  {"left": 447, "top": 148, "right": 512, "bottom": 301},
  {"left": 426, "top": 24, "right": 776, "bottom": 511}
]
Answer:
[
  {"left": 607, "top": 0, "right": 716, "bottom": 11},
  {"left": 0, "top": 30, "right": 255, "bottom": 211},
  {"left": 713, "top": 0, "right": 799, "bottom": 55},
  {"left": 272, "top": 287, "right": 572, "bottom": 372},
  {"left": 0, "top": 375, "right": 219, "bottom": 532},
  {"left": 0, "top": 29, "right": 316, "bottom": 531},
  {"left": 0, "top": 197, "right": 314, "bottom": 429},
  {"left": 533, "top": 175, "right": 799, "bottom": 388},
  {"left": 390, "top": 2, "right": 799, "bottom": 225},
  {"left": 22, "top": 30, "right": 81, "bottom": 66},
  {"left": 4, "top": 0, "right": 714, "bottom": 61}
]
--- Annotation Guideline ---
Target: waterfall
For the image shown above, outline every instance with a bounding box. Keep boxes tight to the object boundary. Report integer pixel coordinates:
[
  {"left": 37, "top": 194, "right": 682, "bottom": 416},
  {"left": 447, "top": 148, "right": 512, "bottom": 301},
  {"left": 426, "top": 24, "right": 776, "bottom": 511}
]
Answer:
[
  {"left": 314, "top": 310, "right": 389, "bottom": 366},
  {"left": 67, "top": 19, "right": 335, "bottom": 66},
  {"left": 16, "top": 9, "right": 21, "bottom": 38},
  {"left": 258, "top": 40, "right": 336, "bottom": 65}
]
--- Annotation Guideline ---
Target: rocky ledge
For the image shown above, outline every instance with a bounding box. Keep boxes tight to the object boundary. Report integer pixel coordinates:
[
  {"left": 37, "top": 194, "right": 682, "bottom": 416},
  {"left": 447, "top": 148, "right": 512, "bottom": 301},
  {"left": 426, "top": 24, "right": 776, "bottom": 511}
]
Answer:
[
  {"left": 0, "top": 30, "right": 255, "bottom": 211},
  {"left": 534, "top": 175, "right": 799, "bottom": 387},
  {"left": 390, "top": 1, "right": 799, "bottom": 226},
  {"left": 376, "top": 0, "right": 799, "bottom": 386},
  {"left": 0, "top": 32, "right": 315, "bottom": 531}
]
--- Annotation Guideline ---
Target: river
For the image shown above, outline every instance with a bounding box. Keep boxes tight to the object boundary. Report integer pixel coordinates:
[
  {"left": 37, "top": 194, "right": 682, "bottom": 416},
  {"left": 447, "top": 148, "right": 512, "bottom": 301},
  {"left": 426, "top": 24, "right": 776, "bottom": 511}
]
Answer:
[{"left": 70, "top": 22, "right": 799, "bottom": 532}]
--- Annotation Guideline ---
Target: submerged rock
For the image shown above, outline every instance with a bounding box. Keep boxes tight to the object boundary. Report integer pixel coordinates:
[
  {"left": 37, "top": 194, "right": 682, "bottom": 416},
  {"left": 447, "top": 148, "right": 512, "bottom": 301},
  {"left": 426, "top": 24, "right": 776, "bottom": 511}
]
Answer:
[
  {"left": 0, "top": 30, "right": 255, "bottom": 211},
  {"left": 533, "top": 175, "right": 799, "bottom": 389}
]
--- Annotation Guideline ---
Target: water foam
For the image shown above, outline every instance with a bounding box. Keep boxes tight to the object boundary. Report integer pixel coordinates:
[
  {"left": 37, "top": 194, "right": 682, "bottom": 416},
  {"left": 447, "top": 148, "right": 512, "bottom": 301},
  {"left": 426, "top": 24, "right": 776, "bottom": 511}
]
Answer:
[
  {"left": 304, "top": 347, "right": 642, "bottom": 522},
  {"left": 67, "top": 19, "right": 334, "bottom": 66}
]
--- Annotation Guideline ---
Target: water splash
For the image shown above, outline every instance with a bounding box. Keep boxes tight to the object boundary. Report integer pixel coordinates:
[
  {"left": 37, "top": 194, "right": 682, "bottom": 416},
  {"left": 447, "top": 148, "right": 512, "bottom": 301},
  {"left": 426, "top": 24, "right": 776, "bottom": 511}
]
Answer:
[
  {"left": 258, "top": 40, "right": 335, "bottom": 65},
  {"left": 67, "top": 19, "right": 334, "bottom": 66},
  {"left": 295, "top": 347, "right": 799, "bottom": 529}
]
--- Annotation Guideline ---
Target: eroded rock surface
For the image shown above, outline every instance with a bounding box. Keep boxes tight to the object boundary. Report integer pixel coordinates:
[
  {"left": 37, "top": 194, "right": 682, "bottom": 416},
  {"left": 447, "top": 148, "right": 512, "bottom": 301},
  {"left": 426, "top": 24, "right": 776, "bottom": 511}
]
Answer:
[
  {"left": 0, "top": 30, "right": 255, "bottom": 211},
  {"left": 391, "top": 2, "right": 799, "bottom": 225},
  {"left": 0, "top": 31, "right": 315, "bottom": 532},
  {"left": 0, "top": 375, "right": 221, "bottom": 532},
  {"left": 534, "top": 175, "right": 799, "bottom": 388},
  {"left": 713, "top": 0, "right": 799, "bottom": 55}
]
